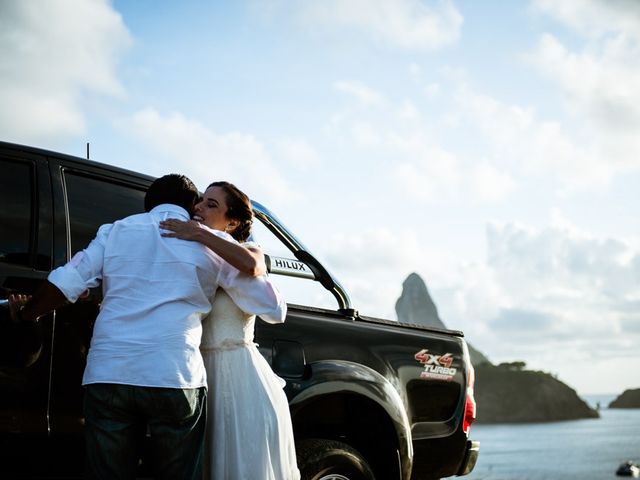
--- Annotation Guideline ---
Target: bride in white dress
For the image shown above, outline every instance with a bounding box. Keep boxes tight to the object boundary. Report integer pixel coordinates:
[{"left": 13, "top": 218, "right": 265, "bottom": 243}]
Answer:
[{"left": 160, "top": 181, "right": 300, "bottom": 480}]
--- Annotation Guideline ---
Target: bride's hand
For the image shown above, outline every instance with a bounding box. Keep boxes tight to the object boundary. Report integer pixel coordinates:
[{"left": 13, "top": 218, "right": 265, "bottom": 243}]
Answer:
[{"left": 160, "top": 219, "right": 203, "bottom": 241}]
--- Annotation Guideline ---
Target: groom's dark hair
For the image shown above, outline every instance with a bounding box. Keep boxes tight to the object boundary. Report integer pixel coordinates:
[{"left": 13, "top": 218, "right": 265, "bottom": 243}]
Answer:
[{"left": 144, "top": 174, "right": 199, "bottom": 213}]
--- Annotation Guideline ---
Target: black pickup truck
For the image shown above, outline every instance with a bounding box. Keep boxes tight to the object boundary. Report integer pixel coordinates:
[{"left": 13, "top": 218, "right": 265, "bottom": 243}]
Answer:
[{"left": 0, "top": 141, "right": 479, "bottom": 479}]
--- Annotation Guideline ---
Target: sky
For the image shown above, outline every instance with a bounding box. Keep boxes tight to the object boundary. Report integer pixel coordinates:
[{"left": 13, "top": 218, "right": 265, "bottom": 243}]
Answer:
[{"left": 1, "top": 0, "right": 639, "bottom": 395}]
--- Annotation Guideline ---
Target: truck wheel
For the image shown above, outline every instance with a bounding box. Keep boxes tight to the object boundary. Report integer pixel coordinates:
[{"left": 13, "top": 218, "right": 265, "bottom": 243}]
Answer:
[{"left": 296, "top": 439, "right": 375, "bottom": 480}]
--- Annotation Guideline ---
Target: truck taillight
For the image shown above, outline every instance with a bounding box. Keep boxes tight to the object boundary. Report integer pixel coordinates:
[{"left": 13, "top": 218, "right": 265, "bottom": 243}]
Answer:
[{"left": 463, "top": 364, "right": 476, "bottom": 435}]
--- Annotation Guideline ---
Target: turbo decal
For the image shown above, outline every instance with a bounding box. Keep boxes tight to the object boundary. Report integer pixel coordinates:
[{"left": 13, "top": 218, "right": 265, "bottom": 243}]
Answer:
[{"left": 414, "top": 349, "right": 457, "bottom": 381}]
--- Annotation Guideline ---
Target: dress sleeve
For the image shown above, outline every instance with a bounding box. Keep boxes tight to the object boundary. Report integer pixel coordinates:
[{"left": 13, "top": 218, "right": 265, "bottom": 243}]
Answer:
[
  {"left": 219, "top": 274, "right": 287, "bottom": 324},
  {"left": 208, "top": 229, "right": 286, "bottom": 322},
  {"left": 47, "top": 223, "right": 111, "bottom": 302}
]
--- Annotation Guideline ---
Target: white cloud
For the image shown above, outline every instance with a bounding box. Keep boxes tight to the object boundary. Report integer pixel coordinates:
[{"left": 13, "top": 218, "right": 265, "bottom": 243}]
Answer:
[
  {"left": 333, "top": 80, "right": 385, "bottom": 106},
  {"left": 486, "top": 221, "right": 640, "bottom": 301},
  {"left": 453, "top": 84, "right": 613, "bottom": 192},
  {"left": 0, "top": 0, "right": 131, "bottom": 141},
  {"left": 264, "top": 0, "right": 463, "bottom": 50},
  {"left": 434, "top": 262, "right": 506, "bottom": 336},
  {"left": 424, "top": 83, "right": 441, "bottom": 97},
  {"left": 122, "top": 108, "right": 294, "bottom": 205},
  {"left": 350, "top": 122, "right": 382, "bottom": 149},
  {"left": 464, "top": 221, "right": 640, "bottom": 345},
  {"left": 435, "top": 218, "right": 640, "bottom": 391},
  {"left": 275, "top": 138, "right": 322, "bottom": 169},
  {"left": 470, "top": 162, "right": 517, "bottom": 202},
  {"left": 409, "top": 62, "right": 422, "bottom": 80},
  {"left": 397, "top": 100, "right": 422, "bottom": 120},
  {"left": 392, "top": 139, "right": 462, "bottom": 201},
  {"left": 322, "top": 228, "right": 442, "bottom": 318},
  {"left": 526, "top": 0, "right": 640, "bottom": 177},
  {"left": 328, "top": 79, "right": 524, "bottom": 204},
  {"left": 531, "top": 0, "right": 640, "bottom": 40},
  {"left": 529, "top": 34, "right": 640, "bottom": 125},
  {"left": 326, "top": 228, "right": 423, "bottom": 273}
]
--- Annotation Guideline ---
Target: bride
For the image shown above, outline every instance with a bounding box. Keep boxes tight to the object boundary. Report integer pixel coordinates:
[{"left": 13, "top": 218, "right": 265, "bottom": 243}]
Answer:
[{"left": 160, "top": 181, "right": 300, "bottom": 480}]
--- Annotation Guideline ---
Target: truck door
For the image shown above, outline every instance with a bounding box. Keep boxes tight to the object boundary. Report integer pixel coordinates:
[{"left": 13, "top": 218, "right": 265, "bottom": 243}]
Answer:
[
  {"left": 46, "top": 162, "right": 147, "bottom": 473},
  {"left": 0, "top": 152, "right": 54, "bottom": 471}
]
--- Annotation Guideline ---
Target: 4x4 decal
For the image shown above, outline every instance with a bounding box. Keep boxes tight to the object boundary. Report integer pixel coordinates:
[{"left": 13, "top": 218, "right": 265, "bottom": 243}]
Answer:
[{"left": 415, "top": 349, "right": 457, "bottom": 381}]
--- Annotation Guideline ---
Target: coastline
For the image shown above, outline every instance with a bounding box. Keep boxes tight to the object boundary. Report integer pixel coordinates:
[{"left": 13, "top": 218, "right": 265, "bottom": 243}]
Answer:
[{"left": 466, "top": 408, "right": 640, "bottom": 480}]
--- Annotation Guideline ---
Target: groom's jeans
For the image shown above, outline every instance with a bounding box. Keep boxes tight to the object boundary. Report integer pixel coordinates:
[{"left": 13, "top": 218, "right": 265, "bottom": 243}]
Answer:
[{"left": 83, "top": 383, "right": 207, "bottom": 480}]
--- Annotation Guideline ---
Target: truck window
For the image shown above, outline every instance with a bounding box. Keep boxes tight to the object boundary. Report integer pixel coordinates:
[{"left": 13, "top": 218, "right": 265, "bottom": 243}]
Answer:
[
  {"left": 0, "top": 159, "right": 34, "bottom": 267},
  {"left": 251, "top": 219, "right": 337, "bottom": 310},
  {"left": 63, "top": 172, "right": 146, "bottom": 255}
]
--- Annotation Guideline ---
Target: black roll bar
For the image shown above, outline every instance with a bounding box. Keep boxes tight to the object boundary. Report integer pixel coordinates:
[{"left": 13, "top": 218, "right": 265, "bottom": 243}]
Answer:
[{"left": 251, "top": 200, "right": 353, "bottom": 313}]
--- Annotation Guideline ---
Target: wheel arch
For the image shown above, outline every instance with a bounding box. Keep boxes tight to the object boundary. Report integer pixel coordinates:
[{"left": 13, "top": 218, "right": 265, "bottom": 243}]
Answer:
[{"left": 289, "top": 360, "right": 413, "bottom": 480}]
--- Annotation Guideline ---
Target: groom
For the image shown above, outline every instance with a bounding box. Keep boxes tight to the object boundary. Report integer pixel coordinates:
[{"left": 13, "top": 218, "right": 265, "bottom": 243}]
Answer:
[{"left": 12, "top": 174, "right": 285, "bottom": 480}]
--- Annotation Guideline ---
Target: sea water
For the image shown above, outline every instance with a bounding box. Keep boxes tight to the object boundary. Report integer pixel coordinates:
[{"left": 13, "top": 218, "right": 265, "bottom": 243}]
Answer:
[{"left": 460, "top": 395, "right": 640, "bottom": 480}]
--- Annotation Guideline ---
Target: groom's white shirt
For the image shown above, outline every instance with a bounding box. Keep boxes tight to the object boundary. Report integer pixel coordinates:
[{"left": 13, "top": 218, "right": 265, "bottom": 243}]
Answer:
[{"left": 48, "top": 203, "right": 286, "bottom": 389}]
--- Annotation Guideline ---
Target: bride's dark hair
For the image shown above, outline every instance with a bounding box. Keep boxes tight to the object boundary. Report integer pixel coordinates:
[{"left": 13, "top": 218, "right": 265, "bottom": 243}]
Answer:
[{"left": 208, "top": 181, "right": 253, "bottom": 242}]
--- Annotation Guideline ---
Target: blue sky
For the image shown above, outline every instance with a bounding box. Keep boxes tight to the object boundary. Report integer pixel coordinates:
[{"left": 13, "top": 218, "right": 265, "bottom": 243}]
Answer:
[{"left": 2, "top": 0, "right": 639, "bottom": 395}]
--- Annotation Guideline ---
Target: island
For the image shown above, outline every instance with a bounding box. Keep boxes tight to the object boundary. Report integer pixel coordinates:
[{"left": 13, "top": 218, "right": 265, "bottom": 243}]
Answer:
[
  {"left": 609, "top": 389, "right": 640, "bottom": 408},
  {"left": 473, "top": 362, "right": 598, "bottom": 423}
]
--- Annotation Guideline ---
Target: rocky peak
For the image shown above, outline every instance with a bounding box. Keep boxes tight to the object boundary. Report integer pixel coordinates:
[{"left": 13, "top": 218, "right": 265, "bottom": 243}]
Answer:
[{"left": 395, "top": 272, "right": 446, "bottom": 329}]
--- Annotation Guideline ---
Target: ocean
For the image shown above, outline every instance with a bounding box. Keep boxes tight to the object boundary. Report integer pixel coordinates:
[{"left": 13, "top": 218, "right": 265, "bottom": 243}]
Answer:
[{"left": 460, "top": 395, "right": 640, "bottom": 480}]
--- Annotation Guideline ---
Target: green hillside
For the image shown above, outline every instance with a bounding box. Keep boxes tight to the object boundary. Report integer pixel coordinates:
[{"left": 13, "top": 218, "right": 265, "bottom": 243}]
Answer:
[
  {"left": 474, "top": 363, "right": 599, "bottom": 423},
  {"left": 609, "top": 389, "right": 640, "bottom": 408}
]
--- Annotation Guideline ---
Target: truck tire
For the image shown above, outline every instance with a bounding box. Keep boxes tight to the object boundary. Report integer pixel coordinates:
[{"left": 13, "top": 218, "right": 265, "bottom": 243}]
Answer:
[{"left": 296, "top": 439, "right": 376, "bottom": 480}]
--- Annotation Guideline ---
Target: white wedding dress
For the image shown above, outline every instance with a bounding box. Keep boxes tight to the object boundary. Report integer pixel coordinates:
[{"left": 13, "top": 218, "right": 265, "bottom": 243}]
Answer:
[{"left": 200, "top": 289, "right": 300, "bottom": 480}]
